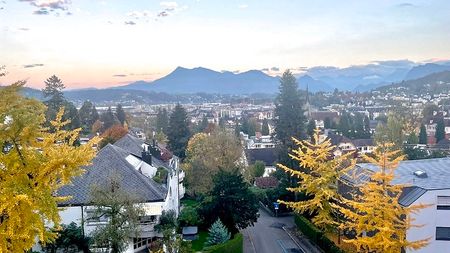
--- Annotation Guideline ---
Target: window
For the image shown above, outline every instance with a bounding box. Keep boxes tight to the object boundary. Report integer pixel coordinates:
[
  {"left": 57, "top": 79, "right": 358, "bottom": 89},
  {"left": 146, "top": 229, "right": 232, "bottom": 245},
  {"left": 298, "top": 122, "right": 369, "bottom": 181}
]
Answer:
[
  {"left": 85, "top": 209, "right": 109, "bottom": 225},
  {"left": 139, "top": 215, "right": 157, "bottom": 225},
  {"left": 133, "top": 237, "right": 151, "bottom": 249},
  {"left": 436, "top": 227, "right": 450, "bottom": 241},
  {"left": 437, "top": 196, "right": 450, "bottom": 210}
]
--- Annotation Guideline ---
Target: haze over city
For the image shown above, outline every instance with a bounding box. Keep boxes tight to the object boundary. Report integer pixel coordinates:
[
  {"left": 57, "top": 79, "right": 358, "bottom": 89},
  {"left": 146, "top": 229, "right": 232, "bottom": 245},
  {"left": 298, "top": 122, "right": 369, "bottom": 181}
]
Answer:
[{"left": 1, "top": 0, "right": 450, "bottom": 88}]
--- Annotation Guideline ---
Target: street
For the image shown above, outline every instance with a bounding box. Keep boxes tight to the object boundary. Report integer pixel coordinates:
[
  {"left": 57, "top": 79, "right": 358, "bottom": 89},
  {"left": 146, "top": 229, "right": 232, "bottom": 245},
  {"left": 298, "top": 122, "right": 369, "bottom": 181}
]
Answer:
[{"left": 242, "top": 209, "right": 304, "bottom": 253}]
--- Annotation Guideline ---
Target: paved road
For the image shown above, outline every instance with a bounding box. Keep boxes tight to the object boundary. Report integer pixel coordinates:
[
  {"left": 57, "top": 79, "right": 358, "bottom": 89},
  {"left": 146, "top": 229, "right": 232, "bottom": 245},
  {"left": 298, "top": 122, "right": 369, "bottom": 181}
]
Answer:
[{"left": 242, "top": 209, "right": 303, "bottom": 253}]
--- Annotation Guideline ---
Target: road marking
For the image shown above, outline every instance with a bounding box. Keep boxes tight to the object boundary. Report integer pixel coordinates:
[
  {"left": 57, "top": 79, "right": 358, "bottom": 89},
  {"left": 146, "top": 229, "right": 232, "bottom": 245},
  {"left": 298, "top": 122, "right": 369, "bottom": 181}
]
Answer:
[
  {"left": 282, "top": 226, "right": 307, "bottom": 253},
  {"left": 277, "top": 239, "right": 288, "bottom": 253},
  {"left": 246, "top": 229, "right": 257, "bottom": 253}
]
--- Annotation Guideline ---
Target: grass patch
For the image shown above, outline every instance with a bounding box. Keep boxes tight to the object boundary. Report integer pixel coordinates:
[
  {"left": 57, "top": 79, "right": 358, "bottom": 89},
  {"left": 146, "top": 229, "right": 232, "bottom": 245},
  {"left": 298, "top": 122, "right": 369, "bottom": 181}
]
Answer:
[{"left": 191, "top": 230, "right": 208, "bottom": 251}]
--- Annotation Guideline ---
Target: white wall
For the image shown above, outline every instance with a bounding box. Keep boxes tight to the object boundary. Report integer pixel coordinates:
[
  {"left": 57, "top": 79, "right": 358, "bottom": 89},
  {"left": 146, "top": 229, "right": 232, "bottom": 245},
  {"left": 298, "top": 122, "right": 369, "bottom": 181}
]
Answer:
[{"left": 407, "top": 189, "right": 450, "bottom": 253}]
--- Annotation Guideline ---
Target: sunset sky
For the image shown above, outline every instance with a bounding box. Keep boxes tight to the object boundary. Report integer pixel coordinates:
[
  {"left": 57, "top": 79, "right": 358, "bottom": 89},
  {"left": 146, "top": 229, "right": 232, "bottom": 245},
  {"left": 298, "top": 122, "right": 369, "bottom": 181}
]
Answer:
[{"left": 1, "top": 0, "right": 450, "bottom": 89}]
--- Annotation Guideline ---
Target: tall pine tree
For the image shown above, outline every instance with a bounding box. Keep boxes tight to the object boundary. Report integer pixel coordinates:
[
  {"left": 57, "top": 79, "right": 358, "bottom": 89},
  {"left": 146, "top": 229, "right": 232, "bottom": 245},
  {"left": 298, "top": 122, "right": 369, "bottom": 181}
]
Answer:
[
  {"left": 156, "top": 108, "right": 169, "bottom": 134},
  {"left": 419, "top": 123, "right": 427, "bottom": 144},
  {"left": 116, "top": 104, "right": 127, "bottom": 126},
  {"left": 167, "top": 104, "right": 190, "bottom": 159},
  {"left": 261, "top": 119, "right": 270, "bottom": 135},
  {"left": 435, "top": 117, "right": 445, "bottom": 143}
]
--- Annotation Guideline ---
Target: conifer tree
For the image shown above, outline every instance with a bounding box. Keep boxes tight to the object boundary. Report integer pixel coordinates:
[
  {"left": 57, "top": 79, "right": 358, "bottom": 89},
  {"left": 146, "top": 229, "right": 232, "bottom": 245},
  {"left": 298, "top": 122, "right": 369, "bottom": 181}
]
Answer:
[
  {"left": 419, "top": 123, "right": 427, "bottom": 144},
  {"left": 116, "top": 104, "right": 127, "bottom": 126},
  {"left": 156, "top": 108, "right": 169, "bottom": 134},
  {"left": 261, "top": 119, "right": 270, "bottom": 135},
  {"left": 206, "top": 219, "right": 231, "bottom": 246},
  {"left": 435, "top": 117, "right": 445, "bottom": 143},
  {"left": 101, "top": 107, "right": 118, "bottom": 132},
  {"left": 0, "top": 83, "right": 97, "bottom": 252},
  {"left": 167, "top": 104, "right": 190, "bottom": 159},
  {"left": 277, "top": 129, "right": 355, "bottom": 231},
  {"left": 306, "top": 120, "right": 316, "bottom": 139},
  {"left": 337, "top": 143, "right": 430, "bottom": 252}
]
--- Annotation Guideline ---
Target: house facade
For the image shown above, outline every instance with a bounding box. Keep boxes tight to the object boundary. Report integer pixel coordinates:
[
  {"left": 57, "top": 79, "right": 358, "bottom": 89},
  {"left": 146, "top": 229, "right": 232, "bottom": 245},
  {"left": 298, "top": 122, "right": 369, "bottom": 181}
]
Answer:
[{"left": 33, "top": 134, "right": 184, "bottom": 253}]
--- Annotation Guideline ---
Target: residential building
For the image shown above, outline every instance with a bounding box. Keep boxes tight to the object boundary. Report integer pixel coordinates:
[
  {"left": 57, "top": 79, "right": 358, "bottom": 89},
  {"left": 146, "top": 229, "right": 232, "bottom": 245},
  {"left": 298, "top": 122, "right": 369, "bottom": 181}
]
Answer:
[{"left": 33, "top": 134, "right": 184, "bottom": 253}]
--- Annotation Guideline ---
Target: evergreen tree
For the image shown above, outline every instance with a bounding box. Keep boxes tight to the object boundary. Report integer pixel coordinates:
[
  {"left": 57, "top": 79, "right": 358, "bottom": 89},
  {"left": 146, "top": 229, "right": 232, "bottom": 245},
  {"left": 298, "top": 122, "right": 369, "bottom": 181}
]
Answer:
[
  {"left": 324, "top": 117, "right": 332, "bottom": 129},
  {"left": 200, "top": 170, "right": 259, "bottom": 234},
  {"left": 435, "top": 117, "right": 445, "bottom": 143},
  {"left": 306, "top": 120, "right": 316, "bottom": 139},
  {"left": 337, "top": 112, "right": 352, "bottom": 137},
  {"left": 261, "top": 119, "right": 270, "bottom": 135},
  {"left": 101, "top": 107, "right": 118, "bottom": 132},
  {"left": 79, "top": 101, "right": 99, "bottom": 134},
  {"left": 354, "top": 113, "right": 365, "bottom": 138},
  {"left": 274, "top": 70, "right": 306, "bottom": 149},
  {"left": 156, "top": 108, "right": 169, "bottom": 134},
  {"left": 363, "top": 115, "right": 371, "bottom": 138},
  {"left": 197, "top": 115, "right": 209, "bottom": 133},
  {"left": 234, "top": 121, "right": 240, "bottom": 137},
  {"left": 206, "top": 219, "right": 231, "bottom": 246},
  {"left": 116, "top": 104, "right": 127, "bottom": 126},
  {"left": 419, "top": 123, "right": 427, "bottom": 144},
  {"left": 167, "top": 104, "right": 190, "bottom": 159},
  {"left": 42, "top": 75, "right": 65, "bottom": 101}
]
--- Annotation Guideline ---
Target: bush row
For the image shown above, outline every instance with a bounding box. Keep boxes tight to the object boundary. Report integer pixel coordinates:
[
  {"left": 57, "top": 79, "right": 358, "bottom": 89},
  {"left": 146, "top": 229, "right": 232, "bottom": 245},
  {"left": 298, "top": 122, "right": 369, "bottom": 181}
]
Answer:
[
  {"left": 203, "top": 233, "right": 243, "bottom": 253},
  {"left": 294, "top": 215, "right": 345, "bottom": 253}
]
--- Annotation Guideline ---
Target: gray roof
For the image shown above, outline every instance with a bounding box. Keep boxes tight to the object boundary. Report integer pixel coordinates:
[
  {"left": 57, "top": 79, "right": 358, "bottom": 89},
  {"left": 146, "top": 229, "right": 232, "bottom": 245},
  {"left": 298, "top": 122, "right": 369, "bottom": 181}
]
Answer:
[
  {"left": 357, "top": 158, "right": 450, "bottom": 190},
  {"left": 114, "top": 134, "right": 145, "bottom": 158},
  {"left": 343, "top": 158, "right": 450, "bottom": 207},
  {"left": 58, "top": 144, "right": 166, "bottom": 206}
]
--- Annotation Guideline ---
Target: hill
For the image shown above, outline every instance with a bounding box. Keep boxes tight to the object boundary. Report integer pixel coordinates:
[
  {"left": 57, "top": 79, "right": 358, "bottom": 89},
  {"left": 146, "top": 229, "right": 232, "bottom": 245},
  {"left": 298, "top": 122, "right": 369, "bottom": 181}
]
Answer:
[
  {"left": 404, "top": 63, "right": 450, "bottom": 80},
  {"left": 377, "top": 71, "right": 450, "bottom": 94}
]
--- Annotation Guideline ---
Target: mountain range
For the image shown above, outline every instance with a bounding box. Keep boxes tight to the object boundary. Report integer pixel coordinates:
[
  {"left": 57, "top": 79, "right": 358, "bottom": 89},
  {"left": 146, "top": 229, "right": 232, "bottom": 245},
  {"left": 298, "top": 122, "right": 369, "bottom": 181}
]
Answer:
[{"left": 117, "top": 60, "right": 450, "bottom": 94}]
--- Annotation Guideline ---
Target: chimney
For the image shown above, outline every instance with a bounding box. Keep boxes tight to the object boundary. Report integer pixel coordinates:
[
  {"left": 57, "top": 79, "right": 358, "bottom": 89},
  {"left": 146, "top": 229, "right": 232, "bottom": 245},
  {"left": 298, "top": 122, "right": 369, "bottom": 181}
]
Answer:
[{"left": 141, "top": 147, "right": 152, "bottom": 165}]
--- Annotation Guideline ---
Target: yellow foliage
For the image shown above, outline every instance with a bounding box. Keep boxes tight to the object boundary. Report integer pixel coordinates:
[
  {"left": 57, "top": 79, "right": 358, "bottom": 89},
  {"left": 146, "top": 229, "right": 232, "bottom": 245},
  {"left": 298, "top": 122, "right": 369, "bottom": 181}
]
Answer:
[
  {"left": 337, "top": 143, "right": 430, "bottom": 252},
  {"left": 0, "top": 83, "right": 98, "bottom": 252},
  {"left": 277, "top": 129, "right": 355, "bottom": 231}
]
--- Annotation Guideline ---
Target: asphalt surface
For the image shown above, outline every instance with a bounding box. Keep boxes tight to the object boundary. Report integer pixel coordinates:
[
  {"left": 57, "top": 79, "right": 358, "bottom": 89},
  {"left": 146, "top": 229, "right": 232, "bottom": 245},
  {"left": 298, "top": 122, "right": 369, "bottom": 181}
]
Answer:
[{"left": 242, "top": 209, "right": 304, "bottom": 253}]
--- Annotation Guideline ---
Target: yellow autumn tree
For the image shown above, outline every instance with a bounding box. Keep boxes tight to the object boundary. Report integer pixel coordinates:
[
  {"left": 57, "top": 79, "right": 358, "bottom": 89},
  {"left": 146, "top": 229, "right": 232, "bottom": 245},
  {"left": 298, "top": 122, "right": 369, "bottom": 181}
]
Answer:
[
  {"left": 278, "top": 129, "right": 355, "bottom": 231},
  {"left": 338, "top": 143, "right": 429, "bottom": 252},
  {"left": 0, "top": 82, "right": 98, "bottom": 252}
]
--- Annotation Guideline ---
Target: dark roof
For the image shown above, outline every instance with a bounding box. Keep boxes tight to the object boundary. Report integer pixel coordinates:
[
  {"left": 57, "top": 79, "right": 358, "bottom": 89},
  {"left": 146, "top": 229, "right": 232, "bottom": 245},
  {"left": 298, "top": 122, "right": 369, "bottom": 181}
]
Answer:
[
  {"left": 114, "top": 134, "right": 145, "bottom": 158},
  {"left": 254, "top": 176, "right": 279, "bottom": 189},
  {"left": 398, "top": 187, "right": 427, "bottom": 207},
  {"left": 327, "top": 133, "right": 353, "bottom": 146},
  {"left": 245, "top": 148, "right": 277, "bottom": 166},
  {"left": 352, "top": 139, "right": 374, "bottom": 147},
  {"left": 310, "top": 111, "right": 339, "bottom": 121},
  {"left": 58, "top": 144, "right": 166, "bottom": 206},
  {"left": 436, "top": 138, "right": 450, "bottom": 149}
]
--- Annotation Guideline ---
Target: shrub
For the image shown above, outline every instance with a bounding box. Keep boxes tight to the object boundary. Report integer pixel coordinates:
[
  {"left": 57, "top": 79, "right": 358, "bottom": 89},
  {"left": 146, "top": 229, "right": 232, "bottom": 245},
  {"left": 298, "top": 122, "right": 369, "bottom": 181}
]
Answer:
[
  {"left": 204, "top": 233, "right": 243, "bottom": 253},
  {"left": 206, "top": 219, "right": 231, "bottom": 246},
  {"left": 178, "top": 206, "right": 200, "bottom": 226}
]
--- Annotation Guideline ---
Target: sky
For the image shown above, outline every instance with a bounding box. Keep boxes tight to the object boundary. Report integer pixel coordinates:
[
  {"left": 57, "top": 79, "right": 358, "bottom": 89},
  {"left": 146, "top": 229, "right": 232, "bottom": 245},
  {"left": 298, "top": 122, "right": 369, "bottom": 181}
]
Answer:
[{"left": 1, "top": 0, "right": 450, "bottom": 89}]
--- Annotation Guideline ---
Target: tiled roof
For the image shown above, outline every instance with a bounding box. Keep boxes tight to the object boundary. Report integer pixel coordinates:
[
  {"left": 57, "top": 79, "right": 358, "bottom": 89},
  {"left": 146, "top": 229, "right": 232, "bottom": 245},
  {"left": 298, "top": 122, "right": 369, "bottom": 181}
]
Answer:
[
  {"left": 58, "top": 144, "right": 166, "bottom": 206},
  {"left": 255, "top": 176, "right": 279, "bottom": 189}
]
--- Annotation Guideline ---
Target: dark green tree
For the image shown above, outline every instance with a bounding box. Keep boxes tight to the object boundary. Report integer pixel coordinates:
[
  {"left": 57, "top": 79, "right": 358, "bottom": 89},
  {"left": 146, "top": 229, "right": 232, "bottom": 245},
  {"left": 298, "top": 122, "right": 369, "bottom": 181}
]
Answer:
[
  {"left": 43, "top": 222, "right": 89, "bottom": 253},
  {"left": 197, "top": 115, "right": 209, "bottom": 133},
  {"left": 116, "top": 104, "right": 126, "bottom": 126},
  {"left": 419, "top": 123, "right": 427, "bottom": 144},
  {"left": 422, "top": 103, "right": 439, "bottom": 118},
  {"left": 363, "top": 115, "right": 371, "bottom": 138},
  {"left": 200, "top": 170, "right": 259, "bottom": 234},
  {"left": 101, "top": 107, "right": 118, "bottom": 132},
  {"left": 167, "top": 104, "right": 190, "bottom": 159},
  {"left": 435, "top": 117, "right": 445, "bottom": 143},
  {"left": 273, "top": 70, "right": 306, "bottom": 148},
  {"left": 324, "top": 117, "right": 332, "bottom": 129},
  {"left": 307, "top": 120, "right": 316, "bottom": 139},
  {"left": 79, "top": 101, "right": 99, "bottom": 134},
  {"left": 156, "top": 108, "right": 169, "bottom": 134},
  {"left": 337, "top": 112, "right": 352, "bottom": 137},
  {"left": 261, "top": 119, "right": 270, "bottom": 135},
  {"left": 42, "top": 75, "right": 65, "bottom": 101}
]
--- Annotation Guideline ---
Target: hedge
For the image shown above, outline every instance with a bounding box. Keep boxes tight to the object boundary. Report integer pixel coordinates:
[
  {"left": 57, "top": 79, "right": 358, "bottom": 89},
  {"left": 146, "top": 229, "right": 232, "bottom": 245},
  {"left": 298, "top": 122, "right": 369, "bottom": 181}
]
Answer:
[
  {"left": 294, "top": 215, "right": 345, "bottom": 253},
  {"left": 204, "top": 233, "right": 243, "bottom": 253}
]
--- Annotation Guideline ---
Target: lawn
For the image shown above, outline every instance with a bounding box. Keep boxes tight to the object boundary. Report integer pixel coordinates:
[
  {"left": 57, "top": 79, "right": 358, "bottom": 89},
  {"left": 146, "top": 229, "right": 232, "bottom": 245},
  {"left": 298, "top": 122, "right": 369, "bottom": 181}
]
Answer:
[
  {"left": 191, "top": 230, "right": 208, "bottom": 252},
  {"left": 181, "top": 198, "right": 200, "bottom": 209}
]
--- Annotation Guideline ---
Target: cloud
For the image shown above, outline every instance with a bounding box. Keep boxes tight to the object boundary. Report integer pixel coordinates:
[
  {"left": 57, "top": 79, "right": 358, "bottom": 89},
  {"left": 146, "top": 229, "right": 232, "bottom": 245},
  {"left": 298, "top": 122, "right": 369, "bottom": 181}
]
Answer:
[
  {"left": 261, "top": 68, "right": 269, "bottom": 72},
  {"left": 113, "top": 74, "right": 127, "bottom": 77},
  {"left": 238, "top": 4, "right": 248, "bottom": 9},
  {"left": 20, "top": 0, "right": 71, "bottom": 10},
  {"left": 160, "top": 1, "right": 178, "bottom": 11},
  {"left": 157, "top": 11, "right": 169, "bottom": 17},
  {"left": 127, "top": 10, "right": 151, "bottom": 19},
  {"left": 33, "top": 8, "right": 49, "bottom": 15},
  {"left": 23, "top": 63, "right": 44, "bottom": 68},
  {"left": 270, "top": 67, "right": 279, "bottom": 71},
  {"left": 18, "top": 27, "right": 30, "bottom": 31},
  {"left": 396, "top": 3, "right": 417, "bottom": 8},
  {"left": 124, "top": 21, "right": 136, "bottom": 25}
]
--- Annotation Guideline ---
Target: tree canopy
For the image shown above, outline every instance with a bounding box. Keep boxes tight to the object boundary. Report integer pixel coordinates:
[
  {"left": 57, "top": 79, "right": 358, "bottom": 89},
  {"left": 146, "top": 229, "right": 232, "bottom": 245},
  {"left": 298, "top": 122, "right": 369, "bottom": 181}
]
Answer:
[{"left": 167, "top": 104, "right": 191, "bottom": 159}]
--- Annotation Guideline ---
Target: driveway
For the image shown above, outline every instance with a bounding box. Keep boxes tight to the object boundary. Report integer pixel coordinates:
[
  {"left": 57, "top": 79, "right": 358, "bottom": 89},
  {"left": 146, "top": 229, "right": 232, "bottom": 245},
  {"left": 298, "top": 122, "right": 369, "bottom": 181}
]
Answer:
[{"left": 242, "top": 209, "right": 304, "bottom": 253}]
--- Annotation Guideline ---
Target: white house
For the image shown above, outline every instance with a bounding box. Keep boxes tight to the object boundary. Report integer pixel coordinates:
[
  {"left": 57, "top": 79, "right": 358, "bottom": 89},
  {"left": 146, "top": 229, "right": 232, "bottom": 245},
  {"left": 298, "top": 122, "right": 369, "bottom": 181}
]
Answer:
[
  {"left": 343, "top": 158, "right": 450, "bottom": 253},
  {"left": 33, "top": 134, "right": 184, "bottom": 253}
]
